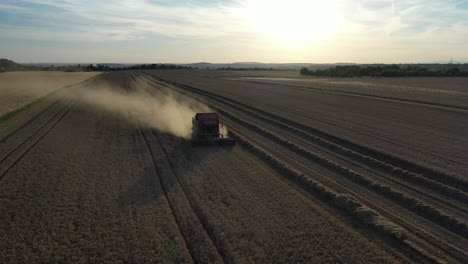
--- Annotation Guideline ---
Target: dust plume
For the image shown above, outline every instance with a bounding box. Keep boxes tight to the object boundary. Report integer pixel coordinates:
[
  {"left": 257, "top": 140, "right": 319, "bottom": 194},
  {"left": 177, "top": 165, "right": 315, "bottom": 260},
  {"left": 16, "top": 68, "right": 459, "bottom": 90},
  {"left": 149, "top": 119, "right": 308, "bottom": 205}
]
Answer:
[{"left": 65, "top": 80, "right": 211, "bottom": 138}]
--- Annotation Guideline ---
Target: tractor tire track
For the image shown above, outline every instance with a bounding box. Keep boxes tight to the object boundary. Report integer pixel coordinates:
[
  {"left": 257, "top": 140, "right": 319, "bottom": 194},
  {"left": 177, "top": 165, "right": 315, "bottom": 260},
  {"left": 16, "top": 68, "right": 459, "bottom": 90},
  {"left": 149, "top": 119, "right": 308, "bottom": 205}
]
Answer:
[
  {"left": 141, "top": 71, "right": 467, "bottom": 190},
  {"left": 233, "top": 78, "right": 468, "bottom": 111},
  {"left": 226, "top": 127, "right": 458, "bottom": 264},
  {"left": 0, "top": 102, "right": 72, "bottom": 181},
  {"left": 138, "top": 73, "right": 468, "bottom": 215},
  {"left": 138, "top": 72, "right": 468, "bottom": 208},
  {"left": 139, "top": 126, "right": 197, "bottom": 264},
  {"left": 133, "top": 71, "right": 227, "bottom": 263},
  {"left": 139, "top": 71, "right": 468, "bottom": 263},
  {"left": 141, "top": 126, "right": 225, "bottom": 264},
  {"left": 151, "top": 130, "right": 231, "bottom": 263},
  {"left": 226, "top": 124, "right": 467, "bottom": 263}
]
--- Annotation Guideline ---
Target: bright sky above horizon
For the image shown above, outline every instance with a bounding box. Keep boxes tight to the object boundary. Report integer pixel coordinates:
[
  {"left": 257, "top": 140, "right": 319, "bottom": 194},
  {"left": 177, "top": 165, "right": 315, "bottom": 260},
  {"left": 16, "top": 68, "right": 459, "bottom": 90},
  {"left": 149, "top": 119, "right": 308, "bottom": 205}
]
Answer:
[{"left": 0, "top": 0, "right": 467, "bottom": 63}]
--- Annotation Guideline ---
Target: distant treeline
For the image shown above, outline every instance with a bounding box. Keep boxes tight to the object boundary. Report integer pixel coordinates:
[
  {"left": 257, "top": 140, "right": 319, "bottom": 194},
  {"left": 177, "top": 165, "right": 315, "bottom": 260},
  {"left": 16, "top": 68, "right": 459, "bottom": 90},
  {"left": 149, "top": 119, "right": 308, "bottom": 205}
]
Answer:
[
  {"left": 65, "top": 63, "right": 192, "bottom": 72},
  {"left": 300, "top": 64, "right": 468, "bottom": 77},
  {"left": 217, "top": 67, "right": 279, "bottom": 71},
  {"left": 127, "top": 64, "right": 192, "bottom": 70},
  {"left": 0, "top": 58, "right": 194, "bottom": 73}
]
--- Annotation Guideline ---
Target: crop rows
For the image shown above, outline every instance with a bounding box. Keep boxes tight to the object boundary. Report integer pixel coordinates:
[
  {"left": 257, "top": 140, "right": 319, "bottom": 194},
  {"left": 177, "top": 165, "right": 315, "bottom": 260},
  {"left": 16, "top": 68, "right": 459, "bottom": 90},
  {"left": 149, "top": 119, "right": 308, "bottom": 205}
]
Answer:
[
  {"left": 141, "top": 72, "right": 466, "bottom": 191},
  {"left": 153, "top": 127, "right": 403, "bottom": 263},
  {"left": 144, "top": 72, "right": 468, "bottom": 189},
  {"left": 140, "top": 126, "right": 225, "bottom": 263},
  {"left": 220, "top": 107, "right": 468, "bottom": 237},
  {"left": 139, "top": 72, "right": 467, "bottom": 200},
  {"left": 139, "top": 72, "right": 468, "bottom": 204},
  {"left": 130, "top": 72, "right": 415, "bottom": 262},
  {"left": 0, "top": 103, "right": 72, "bottom": 181},
  {"left": 228, "top": 129, "right": 407, "bottom": 239},
  {"left": 138, "top": 71, "right": 468, "bottom": 262}
]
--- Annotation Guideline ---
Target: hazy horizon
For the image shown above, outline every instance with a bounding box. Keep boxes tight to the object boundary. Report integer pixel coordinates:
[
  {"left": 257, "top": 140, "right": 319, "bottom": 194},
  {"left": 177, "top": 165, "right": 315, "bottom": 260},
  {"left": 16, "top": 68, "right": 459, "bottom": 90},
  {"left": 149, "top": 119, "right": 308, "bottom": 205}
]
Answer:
[
  {"left": 14, "top": 61, "right": 468, "bottom": 65},
  {"left": 1, "top": 0, "right": 467, "bottom": 64}
]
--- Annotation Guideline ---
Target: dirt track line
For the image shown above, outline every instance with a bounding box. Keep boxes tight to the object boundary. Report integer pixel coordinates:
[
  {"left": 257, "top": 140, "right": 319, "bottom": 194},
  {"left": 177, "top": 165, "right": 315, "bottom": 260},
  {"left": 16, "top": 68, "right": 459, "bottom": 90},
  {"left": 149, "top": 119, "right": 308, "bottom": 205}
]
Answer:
[
  {"left": 226, "top": 90, "right": 467, "bottom": 199},
  {"left": 138, "top": 126, "right": 196, "bottom": 264},
  {"left": 140, "top": 72, "right": 468, "bottom": 262},
  {"left": 120, "top": 75, "right": 197, "bottom": 262},
  {"left": 215, "top": 101, "right": 468, "bottom": 238},
  {"left": 275, "top": 103, "right": 468, "bottom": 168},
  {"left": 263, "top": 123, "right": 468, "bottom": 217},
  {"left": 276, "top": 105, "right": 468, "bottom": 169},
  {"left": 0, "top": 101, "right": 68, "bottom": 163},
  {"left": 212, "top": 102, "right": 468, "bottom": 216},
  {"left": 0, "top": 99, "right": 61, "bottom": 142},
  {"left": 131, "top": 74, "right": 228, "bottom": 262},
  {"left": 141, "top": 72, "right": 467, "bottom": 192},
  {"left": 227, "top": 127, "right": 466, "bottom": 263},
  {"left": 133, "top": 73, "right": 226, "bottom": 263},
  {"left": 226, "top": 126, "right": 455, "bottom": 263},
  {"left": 178, "top": 73, "right": 468, "bottom": 187},
  {"left": 137, "top": 72, "right": 467, "bottom": 214},
  {"left": 230, "top": 78, "right": 468, "bottom": 112},
  {"left": 214, "top": 100, "right": 468, "bottom": 217},
  {"left": 151, "top": 131, "right": 230, "bottom": 264},
  {"left": 0, "top": 104, "right": 72, "bottom": 182}
]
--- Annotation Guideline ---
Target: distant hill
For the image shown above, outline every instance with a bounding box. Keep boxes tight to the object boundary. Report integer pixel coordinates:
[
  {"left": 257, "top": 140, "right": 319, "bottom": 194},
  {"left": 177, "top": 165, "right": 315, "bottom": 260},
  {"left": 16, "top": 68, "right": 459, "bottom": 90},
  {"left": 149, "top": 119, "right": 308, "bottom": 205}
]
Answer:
[
  {"left": 0, "top": 58, "right": 36, "bottom": 71},
  {"left": 14, "top": 61, "right": 356, "bottom": 71},
  {"left": 181, "top": 62, "right": 355, "bottom": 70},
  {"left": 24, "top": 63, "right": 137, "bottom": 69}
]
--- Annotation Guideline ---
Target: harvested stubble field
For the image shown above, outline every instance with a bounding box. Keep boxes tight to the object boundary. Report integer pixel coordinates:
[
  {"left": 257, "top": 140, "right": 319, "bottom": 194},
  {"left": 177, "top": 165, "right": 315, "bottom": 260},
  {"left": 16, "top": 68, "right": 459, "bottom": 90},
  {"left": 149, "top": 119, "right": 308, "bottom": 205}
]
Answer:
[
  {"left": 0, "top": 70, "right": 467, "bottom": 263},
  {"left": 0, "top": 71, "right": 101, "bottom": 116}
]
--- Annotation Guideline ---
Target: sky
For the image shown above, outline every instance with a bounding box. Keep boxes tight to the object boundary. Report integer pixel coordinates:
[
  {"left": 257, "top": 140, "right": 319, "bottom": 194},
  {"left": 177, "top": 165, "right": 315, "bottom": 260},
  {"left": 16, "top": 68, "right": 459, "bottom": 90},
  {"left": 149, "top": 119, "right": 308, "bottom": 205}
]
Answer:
[{"left": 0, "top": 0, "right": 467, "bottom": 63}]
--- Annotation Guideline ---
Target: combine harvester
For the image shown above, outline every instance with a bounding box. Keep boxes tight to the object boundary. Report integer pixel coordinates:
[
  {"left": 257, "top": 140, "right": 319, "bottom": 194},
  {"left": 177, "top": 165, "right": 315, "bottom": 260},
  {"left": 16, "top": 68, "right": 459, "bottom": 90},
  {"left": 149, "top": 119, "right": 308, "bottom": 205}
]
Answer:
[{"left": 192, "top": 113, "right": 235, "bottom": 145}]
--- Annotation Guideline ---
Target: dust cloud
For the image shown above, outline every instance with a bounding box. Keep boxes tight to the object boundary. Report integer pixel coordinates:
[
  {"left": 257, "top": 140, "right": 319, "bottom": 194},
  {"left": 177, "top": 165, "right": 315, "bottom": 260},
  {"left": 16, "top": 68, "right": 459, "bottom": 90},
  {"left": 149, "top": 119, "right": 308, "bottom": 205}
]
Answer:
[{"left": 65, "top": 81, "right": 211, "bottom": 138}]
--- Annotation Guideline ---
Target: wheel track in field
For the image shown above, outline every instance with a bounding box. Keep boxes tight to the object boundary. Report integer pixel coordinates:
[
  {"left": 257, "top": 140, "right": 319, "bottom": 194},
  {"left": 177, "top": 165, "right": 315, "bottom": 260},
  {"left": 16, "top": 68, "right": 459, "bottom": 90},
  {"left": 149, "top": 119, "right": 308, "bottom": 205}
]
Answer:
[
  {"left": 0, "top": 102, "right": 72, "bottom": 182},
  {"left": 131, "top": 71, "right": 229, "bottom": 263},
  {"left": 151, "top": 131, "right": 231, "bottom": 263},
  {"left": 0, "top": 72, "right": 108, "bottom": 182},
  {"left": 126, "top": 71, "right": 225, "bottom": 263},
  {"left": 0, "top": 99, "right": 61, "bottom": 142},
  {"left": 137, "top": 71, "right": 468, "bottom": 263},
  {"left": 203, "top": 97, "right": 468, "bottom": 250},
  {"left": 138, "top": 71, "right": 467, "bottom": 198},
  {"left": 140, "top": 72, "right": 468, "bottom": 226},
  {"left": 115, "top": 73, "right": 195, "bottom": 263},
  {"left": 136, "top": 73, "right": 468, "bottom": 222},
  {"left": 132, "top": 75, "right": 230, "bottom": 263},
  {"left": 226, "top": 126, "right": 465, "bottom": 264},
  {"left": 139, "top": 71, "right": 467, "bottom": 190},
  {"left": 273, "top": 123, "right": 468, "bottom": 216},
  {"left": 198, "top": 96, "right": 468, "bottom": 262},
  {"left": 139, "top": 126, "right": 196, "bottom": 264},
  {"left": 238, "top": 115, "right": 468, "bottom": 218},
  {"left": 267, "top": 105, "right": 468, "bottom": 171},
  {"left": 157, "top": 73, "right": 467, "bottom": 187},
  {"left": 232, "top": 78, "right": 468, "bottom": 112}
]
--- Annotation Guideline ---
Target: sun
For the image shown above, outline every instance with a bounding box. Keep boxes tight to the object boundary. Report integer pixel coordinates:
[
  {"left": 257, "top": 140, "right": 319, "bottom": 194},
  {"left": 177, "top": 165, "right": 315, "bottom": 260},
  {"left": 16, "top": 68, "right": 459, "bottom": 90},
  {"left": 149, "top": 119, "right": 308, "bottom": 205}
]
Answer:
[{"left": 245, "top": 0, "right": 343, "bottom": 46}]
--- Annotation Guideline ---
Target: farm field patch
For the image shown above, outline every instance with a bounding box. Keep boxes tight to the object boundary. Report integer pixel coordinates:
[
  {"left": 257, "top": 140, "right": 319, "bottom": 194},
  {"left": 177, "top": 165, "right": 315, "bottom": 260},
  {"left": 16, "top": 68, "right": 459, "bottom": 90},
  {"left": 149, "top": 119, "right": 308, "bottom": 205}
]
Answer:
[
  {"left": 0, "top": 71, "right": 101, "bottom": 116},
  {"left": 0, "top": 71, "right": 466, "bottom": 263}
]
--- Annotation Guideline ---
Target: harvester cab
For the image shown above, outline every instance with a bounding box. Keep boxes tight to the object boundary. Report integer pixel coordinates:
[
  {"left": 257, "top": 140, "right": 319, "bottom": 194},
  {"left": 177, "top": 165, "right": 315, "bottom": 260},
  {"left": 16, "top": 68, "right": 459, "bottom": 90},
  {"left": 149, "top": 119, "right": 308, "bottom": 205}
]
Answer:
[{"left": 192, "top": 113, "right": 235, "bottom": 145}]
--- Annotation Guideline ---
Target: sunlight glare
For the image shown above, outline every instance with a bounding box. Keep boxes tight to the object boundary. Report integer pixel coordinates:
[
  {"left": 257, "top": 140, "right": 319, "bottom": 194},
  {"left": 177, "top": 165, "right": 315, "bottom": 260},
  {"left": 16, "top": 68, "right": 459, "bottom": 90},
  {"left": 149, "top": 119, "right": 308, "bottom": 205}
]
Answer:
[{"left": 246, "top": 0, "right": 343, "bottom": 46}]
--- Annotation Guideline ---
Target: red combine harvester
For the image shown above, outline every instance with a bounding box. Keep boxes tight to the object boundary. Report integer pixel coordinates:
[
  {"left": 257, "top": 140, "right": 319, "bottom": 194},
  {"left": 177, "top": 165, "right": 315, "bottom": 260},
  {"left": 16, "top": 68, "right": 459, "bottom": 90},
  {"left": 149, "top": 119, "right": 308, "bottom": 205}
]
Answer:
[{"left": 192, "top": 113, "right": 235, "bottom": 145}]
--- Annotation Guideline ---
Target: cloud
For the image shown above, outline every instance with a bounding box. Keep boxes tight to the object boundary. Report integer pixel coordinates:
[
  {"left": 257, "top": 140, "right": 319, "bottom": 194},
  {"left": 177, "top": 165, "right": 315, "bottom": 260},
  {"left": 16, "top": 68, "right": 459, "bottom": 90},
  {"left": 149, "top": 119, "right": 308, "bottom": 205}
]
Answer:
[
  {"left": 0, "top": 0, "right": 249, "bottom": 42},
  {"left": 1, "top": 0, "right": 466, "bottom": 42},
  {"left": 0, "top": 0, "right": 466, "bottom": 62}
]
